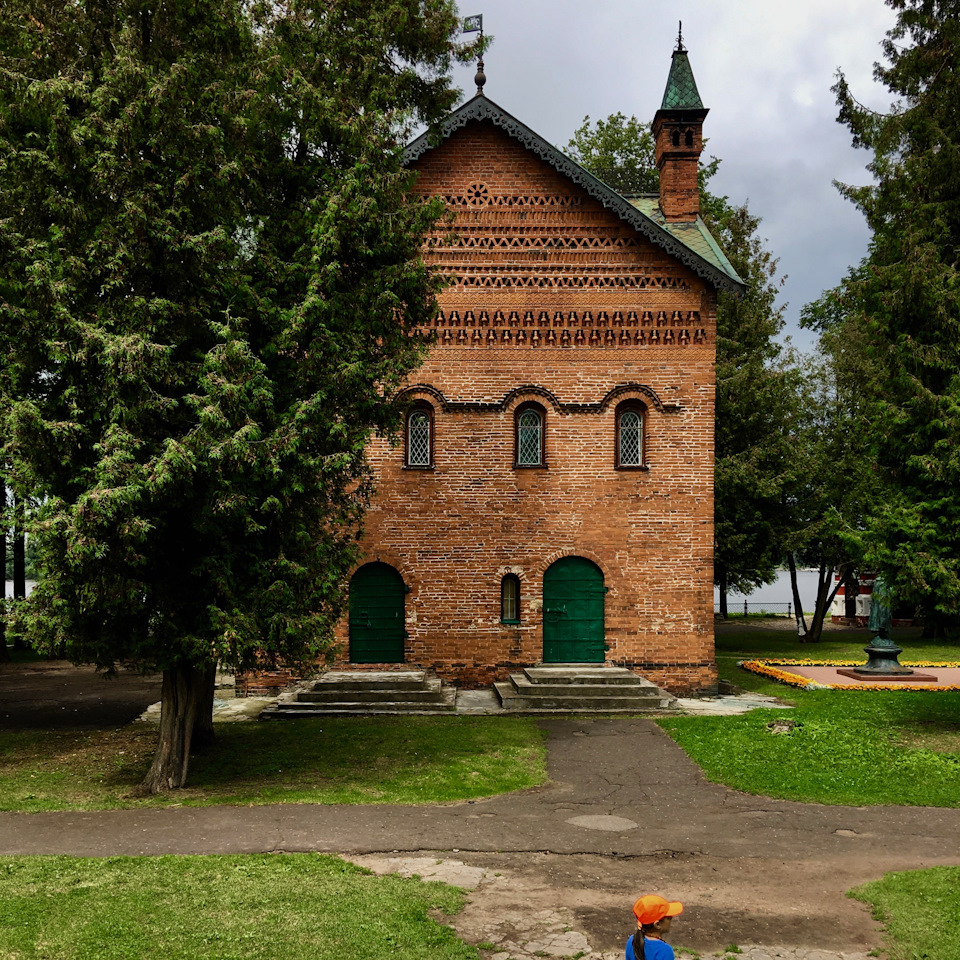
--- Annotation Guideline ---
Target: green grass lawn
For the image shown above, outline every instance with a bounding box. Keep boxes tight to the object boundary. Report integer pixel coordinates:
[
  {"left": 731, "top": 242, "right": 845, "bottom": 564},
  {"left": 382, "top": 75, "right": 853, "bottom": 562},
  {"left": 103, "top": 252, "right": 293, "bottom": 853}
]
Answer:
[
  {"left": 656, "top": 624, "right": 960, "bottom": 806},
  {"left": 0, "top": 854, "right": 479, "bottom": 960},
  {"left": 714, "top": 622, "right": 958, "bottom": 666},
  {"left": 0, "top": 716, "right": 546, "bottom": 812},
  {"left": 852, "top": 866, "right": 960, "bottom": 960}
]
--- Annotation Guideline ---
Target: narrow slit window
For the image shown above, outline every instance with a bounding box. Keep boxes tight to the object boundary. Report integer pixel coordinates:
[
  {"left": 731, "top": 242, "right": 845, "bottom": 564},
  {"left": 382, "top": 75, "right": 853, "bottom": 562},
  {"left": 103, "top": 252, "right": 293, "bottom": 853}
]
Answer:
[
  {"left": 619, "top": 411, "right": 642, "bottom": 465},
  {"left": 501, "top": 575, "right": 520, "bottom": 623},
  {"left": 517, "top": 408, "right": 543, "bottom": 466},
  {"left": 616, "top": 404, "right": 645, "bottom": 468},
  {"left": 407, "top": 408, "right": 432, "bottom": 467}
]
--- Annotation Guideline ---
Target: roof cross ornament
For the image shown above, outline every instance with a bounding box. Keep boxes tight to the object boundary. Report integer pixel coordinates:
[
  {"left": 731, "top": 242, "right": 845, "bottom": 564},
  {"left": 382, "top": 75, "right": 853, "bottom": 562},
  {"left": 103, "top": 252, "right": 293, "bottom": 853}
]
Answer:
[
  {"left": 463, "top": 14, "right": 486, "bottom": 95},
  {"left": 676, "top": 21, "right": 686, "bottom": 52}
]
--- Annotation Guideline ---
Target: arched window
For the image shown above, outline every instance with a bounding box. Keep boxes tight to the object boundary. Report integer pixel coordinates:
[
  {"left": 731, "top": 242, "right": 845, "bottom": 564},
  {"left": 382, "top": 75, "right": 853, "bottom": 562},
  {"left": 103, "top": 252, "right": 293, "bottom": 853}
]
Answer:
[
  {"left": 501, "top": 574, "right": 520, "bottom": 623},
  {"left": 685, "top": 128, "right": 694, "bottom": 147},
  {"left": 406, "top": 405, "right": 433, "bottom": 467},
  {"left": 671, "top": 129, "right": 681, "bottom": 147},
  {"left": 515, "top": 404, "right": 545, "bottom": 467},
  {"left": 616, "top": 403, "right": 645, "bottom": 468}
]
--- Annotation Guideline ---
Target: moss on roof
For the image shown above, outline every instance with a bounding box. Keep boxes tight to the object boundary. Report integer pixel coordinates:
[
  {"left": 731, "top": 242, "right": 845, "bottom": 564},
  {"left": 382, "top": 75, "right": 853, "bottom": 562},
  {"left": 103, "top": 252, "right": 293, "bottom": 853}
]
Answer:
[{"left": 627, "top": 196, "right": 742, "bottom": 285}]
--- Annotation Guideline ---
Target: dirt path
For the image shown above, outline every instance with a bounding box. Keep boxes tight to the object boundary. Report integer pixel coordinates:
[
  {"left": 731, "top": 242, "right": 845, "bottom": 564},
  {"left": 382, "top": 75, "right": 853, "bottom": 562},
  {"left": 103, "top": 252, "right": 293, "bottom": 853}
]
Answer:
[
  {"left": 0, "top": 659, "right": 163, "bottom": 729},
  {"left": 351, "top": 853, "right": 881, "bottom": 960}
]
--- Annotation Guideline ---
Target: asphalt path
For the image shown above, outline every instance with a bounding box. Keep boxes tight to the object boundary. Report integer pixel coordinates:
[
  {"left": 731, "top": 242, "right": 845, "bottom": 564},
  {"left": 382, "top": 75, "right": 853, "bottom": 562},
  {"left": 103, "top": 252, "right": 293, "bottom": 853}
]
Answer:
[{"left": 4, "top": 719, "right": 960, "bottom": 863}]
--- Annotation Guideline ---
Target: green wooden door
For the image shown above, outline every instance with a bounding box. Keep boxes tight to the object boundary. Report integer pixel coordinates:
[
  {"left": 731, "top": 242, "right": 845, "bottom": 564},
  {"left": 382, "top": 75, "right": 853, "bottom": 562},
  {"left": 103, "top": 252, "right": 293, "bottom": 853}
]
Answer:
[
  {"left": 542, "top": 557, "right": 605, "bottom": 663},
  {"left": 349, "top": 562, "right": 406, "bottom": 663}
]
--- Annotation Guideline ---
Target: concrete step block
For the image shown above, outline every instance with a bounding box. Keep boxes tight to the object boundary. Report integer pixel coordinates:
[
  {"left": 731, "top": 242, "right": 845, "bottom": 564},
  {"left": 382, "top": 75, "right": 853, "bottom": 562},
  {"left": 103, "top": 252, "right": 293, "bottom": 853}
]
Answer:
[
  {"left": 495, "top": 675, "right": 676, "bottom": 713},
  {"left": 510, "top": 676, "right": 664, "bottom": 699},
  {"left": 312, "top": 670, "right": 427, "bottom": 691},
  {"left": 523, "top": 665, "right": 648, "bottom": 686},
  {"left": 260, "top": 703, "right": 458, "bottom": 718},
  {"left": 298, "top": 678, "right": 444, "bottom": 703},
  {"left": 261, "top": 676, "right": 457, "bottom": 719}
]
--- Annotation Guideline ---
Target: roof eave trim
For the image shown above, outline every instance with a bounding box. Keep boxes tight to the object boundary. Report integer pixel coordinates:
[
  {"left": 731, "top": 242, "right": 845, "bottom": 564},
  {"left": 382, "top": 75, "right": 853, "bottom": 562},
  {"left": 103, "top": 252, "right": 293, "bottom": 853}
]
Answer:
[{"left": 404, "top": 96, "right": 744, "bottom": 296}]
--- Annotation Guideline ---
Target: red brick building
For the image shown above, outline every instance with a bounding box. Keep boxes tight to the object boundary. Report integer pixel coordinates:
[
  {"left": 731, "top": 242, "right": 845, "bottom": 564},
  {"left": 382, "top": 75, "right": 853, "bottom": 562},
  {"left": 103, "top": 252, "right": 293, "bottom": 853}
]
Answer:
[{"left": 335, "top": 44, "right": 743, "bottom": 695}]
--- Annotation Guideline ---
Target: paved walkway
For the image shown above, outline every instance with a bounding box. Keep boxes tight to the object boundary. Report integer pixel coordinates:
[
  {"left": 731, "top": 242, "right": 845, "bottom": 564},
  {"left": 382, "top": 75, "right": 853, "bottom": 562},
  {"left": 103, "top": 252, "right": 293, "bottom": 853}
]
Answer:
[{"left": 3, "top": 717, "right": 959, "bottom": 958}]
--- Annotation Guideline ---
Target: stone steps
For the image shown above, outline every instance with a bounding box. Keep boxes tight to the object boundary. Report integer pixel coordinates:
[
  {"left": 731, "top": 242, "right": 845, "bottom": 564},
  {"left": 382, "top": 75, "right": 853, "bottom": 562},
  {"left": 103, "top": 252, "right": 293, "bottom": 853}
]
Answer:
[
  {"left": 495, "top": 664, "right": 676, "bottom": 713},
  {"left": 259, "top": 670, "right": 457, "bottom": 718}
]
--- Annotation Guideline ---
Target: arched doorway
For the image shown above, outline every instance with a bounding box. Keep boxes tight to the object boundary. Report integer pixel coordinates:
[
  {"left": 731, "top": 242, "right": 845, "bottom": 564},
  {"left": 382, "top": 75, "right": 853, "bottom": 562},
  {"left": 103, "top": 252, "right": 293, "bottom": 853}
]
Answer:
[
  {"left": 349, "top": 562, "right": 406, "bottom": 663},
  {"left": 542, "top": 557, "right": 605, "bottom": 663}
]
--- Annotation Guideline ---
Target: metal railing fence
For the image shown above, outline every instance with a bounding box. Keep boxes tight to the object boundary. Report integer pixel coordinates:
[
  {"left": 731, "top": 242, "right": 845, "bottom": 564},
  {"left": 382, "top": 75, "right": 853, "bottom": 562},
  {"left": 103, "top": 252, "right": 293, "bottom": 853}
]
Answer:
[{"left": 713, "top": 601, "right": 794, "bottom": 617}]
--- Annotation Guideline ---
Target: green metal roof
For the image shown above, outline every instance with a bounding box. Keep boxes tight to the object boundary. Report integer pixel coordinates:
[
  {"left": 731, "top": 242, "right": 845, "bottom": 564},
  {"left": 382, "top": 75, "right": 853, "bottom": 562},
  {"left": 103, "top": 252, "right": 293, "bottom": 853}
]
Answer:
[
  {"left": 661, "top": 48, "right": 704, "bottom": 110},
  {"left": 627, "top": 196, "right": 742, "bottom": 285}
]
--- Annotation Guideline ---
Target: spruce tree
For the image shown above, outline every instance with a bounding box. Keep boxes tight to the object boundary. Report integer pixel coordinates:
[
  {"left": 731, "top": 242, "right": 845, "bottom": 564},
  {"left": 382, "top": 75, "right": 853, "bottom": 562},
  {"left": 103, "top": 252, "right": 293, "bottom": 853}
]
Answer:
[
  {"left": 834, "top": 0, "right": 960, "bottom": 629},
  {"left": 0, "top": 0, "right": 478, "bottom": 790}
]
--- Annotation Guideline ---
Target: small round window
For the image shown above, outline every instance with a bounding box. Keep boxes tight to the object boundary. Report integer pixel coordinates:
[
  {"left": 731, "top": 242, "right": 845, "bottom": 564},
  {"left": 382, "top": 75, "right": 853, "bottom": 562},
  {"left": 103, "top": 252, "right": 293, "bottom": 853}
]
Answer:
[{"left": 465, "top": 182, "right": 490, "bottom": 206}]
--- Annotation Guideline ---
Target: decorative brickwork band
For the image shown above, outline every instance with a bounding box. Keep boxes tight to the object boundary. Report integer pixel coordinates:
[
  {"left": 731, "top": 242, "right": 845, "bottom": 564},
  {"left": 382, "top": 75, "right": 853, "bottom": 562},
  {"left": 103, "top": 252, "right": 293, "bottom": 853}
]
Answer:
[
  {"left": 419, "top": 308, "right": 707, "bottom": 347},
  {"left": 404, "top": 95, "right": 744, "bottom": 295},
  {"left": 396, "top": 382, "right": 681, "bottom": 414},
  {"left": 425, "top": 231, "right": 643, "bottom": 251},
  {"left": 445, "top": 272, "right": 690, "bottom": 290}
]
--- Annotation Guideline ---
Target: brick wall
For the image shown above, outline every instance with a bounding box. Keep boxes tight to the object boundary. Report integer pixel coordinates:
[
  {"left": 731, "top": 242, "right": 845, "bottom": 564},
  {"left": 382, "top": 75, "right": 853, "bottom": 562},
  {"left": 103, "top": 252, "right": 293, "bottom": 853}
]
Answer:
[
  {"left": 653, "top": 111, "right": 706, "bottom": 222},
  {"left": 334, "top": 120, "right": 717, "bottom": 696}
]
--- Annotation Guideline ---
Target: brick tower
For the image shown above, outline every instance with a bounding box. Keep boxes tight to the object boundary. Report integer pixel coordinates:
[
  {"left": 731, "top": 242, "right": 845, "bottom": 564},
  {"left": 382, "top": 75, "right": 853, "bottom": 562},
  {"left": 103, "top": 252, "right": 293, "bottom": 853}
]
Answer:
[{"left": 653, "top": 36, "right": 708, "bottom": 223}]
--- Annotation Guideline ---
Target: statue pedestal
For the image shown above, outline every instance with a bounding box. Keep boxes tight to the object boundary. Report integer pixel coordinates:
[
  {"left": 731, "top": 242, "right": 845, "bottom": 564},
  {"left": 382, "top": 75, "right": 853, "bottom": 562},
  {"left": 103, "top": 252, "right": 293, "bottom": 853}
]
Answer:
[
  {"left": 851, "top": 637, "right": 913, "bottom": 676},
  {"left": 837, "top": 668, "right": 937, "bottom": 683}
]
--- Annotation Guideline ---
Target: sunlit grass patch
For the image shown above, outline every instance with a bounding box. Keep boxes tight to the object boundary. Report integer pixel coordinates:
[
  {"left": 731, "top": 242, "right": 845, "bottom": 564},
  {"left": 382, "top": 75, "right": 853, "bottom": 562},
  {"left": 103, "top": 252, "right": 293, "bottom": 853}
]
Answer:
[
  {"left": 0, "top": 854, "right": 480, "bottom": 960},
  {"left": 852, "top": 866, "right": 960, "bottom": 960},
  {"left": 659, "top": 691, "right": 960, "bottom": 806},
  {"left": 657, "top": 625, "right": 960, "bottom": 806}
]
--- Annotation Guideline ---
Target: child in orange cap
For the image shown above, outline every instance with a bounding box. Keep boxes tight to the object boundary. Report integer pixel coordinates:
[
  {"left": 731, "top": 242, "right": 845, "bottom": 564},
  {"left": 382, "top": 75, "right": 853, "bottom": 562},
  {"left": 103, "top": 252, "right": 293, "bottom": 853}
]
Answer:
[{"left": 626, "top": 894, "right": 683, "bottom": 960}]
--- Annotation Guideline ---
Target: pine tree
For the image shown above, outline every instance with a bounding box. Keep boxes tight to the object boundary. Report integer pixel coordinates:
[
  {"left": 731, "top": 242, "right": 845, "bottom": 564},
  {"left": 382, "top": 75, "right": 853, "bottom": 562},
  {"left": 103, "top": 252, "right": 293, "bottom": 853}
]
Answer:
[
  {"left": 0, "top": 0, "right": 478, "bottom": 790},
  {"left": 834, "top": 0, "right": 960, "bottom": 630}
]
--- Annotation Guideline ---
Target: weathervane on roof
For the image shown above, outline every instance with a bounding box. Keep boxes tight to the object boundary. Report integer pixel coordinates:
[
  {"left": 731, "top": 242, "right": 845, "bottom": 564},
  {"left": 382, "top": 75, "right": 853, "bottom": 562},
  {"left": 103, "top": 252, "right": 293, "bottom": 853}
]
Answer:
[
  {"left": 463, "top": 14, "right": 486, "bottom": 95},
  {"left": 676, "top": 20, "right": 686, "bottom": 52}
]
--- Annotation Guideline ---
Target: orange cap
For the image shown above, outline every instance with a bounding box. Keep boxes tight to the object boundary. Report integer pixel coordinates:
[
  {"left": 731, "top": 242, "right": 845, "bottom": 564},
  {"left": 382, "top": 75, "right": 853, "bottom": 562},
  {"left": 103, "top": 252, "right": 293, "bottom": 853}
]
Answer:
[{"left": 633, "top": 895, "right": 683, "bottom": 925}]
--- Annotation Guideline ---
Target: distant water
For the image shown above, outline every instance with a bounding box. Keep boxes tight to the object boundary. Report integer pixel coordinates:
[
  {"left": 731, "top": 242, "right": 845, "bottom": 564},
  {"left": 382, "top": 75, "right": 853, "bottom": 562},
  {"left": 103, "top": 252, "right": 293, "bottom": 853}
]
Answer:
[
  {"left": 6, "top": 574, "right": 826, "bottom": 612},
  {"left": 714, "top": 569, "right": 823, "bottom": 614},
  {"left": 4, "top": 580, "right": 36, "bottom": 598}
]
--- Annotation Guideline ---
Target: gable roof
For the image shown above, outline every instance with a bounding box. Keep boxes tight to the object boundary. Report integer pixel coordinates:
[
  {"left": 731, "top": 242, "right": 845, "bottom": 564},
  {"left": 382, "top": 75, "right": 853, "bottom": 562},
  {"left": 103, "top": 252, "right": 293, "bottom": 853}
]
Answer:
[{"left": 404, "top": 94, "right": 744, "bottom": 295}]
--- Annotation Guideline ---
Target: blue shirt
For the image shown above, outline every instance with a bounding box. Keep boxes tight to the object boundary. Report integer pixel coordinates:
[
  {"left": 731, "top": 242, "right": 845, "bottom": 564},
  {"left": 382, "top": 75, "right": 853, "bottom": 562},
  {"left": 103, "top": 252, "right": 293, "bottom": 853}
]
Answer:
[{"left": 626, "top": 934, "right": 674, "bottom": 960}]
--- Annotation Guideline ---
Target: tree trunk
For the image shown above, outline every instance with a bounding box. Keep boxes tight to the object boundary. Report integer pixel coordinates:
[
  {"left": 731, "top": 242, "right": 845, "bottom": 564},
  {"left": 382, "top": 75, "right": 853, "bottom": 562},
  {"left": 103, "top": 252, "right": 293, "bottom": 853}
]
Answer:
[
  {"left": 787, "top": 554, "right": 807, "bottom": 635},
  {"left": 139, "top": 661, "right": 215, "bottom": 794},
  {"left": 0, "top": 483, "right": 7, "bottom": 663},
  {"left": 191, "top": 663, "right": 217, "bottom": 752},
  {"left": 11, "top": 500, "right": 25, "bottom": 651},
  {"left": 802, "top": 562, "right": 850, "bottom": 643},
  {"left": 718, "top": 563, "right": 728, "bottom": 619},
  {"left": 844, "top": 570, "right": 859, "bottom": 620}
]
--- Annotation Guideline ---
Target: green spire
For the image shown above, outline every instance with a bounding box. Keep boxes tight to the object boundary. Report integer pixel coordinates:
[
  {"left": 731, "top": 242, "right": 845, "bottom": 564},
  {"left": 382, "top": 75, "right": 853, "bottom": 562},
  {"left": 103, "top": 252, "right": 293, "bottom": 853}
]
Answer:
[{"left": 660, "top": 44, "right": 704, "bottom": 110}]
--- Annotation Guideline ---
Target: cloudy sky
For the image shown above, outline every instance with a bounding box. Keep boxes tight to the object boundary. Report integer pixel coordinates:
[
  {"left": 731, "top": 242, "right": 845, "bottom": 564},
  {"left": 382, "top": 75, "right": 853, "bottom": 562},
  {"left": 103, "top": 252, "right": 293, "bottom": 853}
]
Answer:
[{"left": 447, "top": 0, "right": 899, "bottom": 352}]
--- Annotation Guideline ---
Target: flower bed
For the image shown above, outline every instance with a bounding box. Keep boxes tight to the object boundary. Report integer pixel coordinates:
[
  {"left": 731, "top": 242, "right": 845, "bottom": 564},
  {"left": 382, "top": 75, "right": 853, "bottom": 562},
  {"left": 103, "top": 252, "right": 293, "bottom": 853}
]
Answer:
[{"left": 740, "top": 658, "right": 960, "bottom": 691}]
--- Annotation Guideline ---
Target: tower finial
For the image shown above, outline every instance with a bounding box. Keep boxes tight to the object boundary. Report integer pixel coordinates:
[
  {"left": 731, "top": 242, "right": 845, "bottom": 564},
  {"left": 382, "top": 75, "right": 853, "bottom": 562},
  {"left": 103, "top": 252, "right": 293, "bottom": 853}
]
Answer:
[
  {"left": 463, "top": 14, "right": 486, "bottom": 95},
  {"left": 676, "top": 21, "right": 685, "bottom": 53}
]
